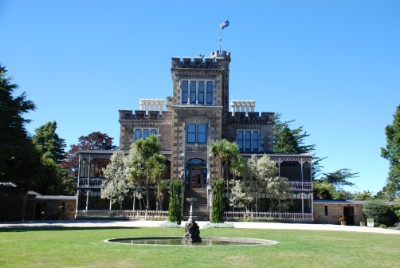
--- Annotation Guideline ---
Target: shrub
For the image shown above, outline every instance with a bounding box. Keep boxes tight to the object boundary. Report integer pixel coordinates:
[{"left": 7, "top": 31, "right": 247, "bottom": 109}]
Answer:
[
  {"left": 211, "top": 178, "right": 225, "bottom": 223},
  {"left": 168, "top": 178, "right": 183, "bottom": 225},
  {"left": 362, "top": 200, "right": 399, "bottom": 227}
]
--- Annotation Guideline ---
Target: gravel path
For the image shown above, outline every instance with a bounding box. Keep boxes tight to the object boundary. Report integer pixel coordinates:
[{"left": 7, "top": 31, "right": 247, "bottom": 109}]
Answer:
[{"left": 0, "top": 220, "right": 399, "bottom": 234}]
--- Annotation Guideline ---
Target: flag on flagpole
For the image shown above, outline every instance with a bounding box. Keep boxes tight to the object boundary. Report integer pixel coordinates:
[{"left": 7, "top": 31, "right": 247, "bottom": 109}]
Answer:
[{"left": 220, "top": 20, "right": 229, "bottom": 30}]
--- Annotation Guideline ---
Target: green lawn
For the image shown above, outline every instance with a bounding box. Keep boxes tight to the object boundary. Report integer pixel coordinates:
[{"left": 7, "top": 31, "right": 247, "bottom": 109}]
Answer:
[{"left": 0, "top": 227, "right": 399, "bottom": 267}]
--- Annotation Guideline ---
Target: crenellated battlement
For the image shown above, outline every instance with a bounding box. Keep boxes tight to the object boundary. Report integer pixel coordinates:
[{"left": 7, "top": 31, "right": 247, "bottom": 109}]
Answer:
[
  {"left": 119, "top": 109, "right": 170, "bottom": 120},
  {"left": 225, "top": 111, "right": 275, "bottom": 123},
  {"left": 172, "top": 50, "right": 231, "bottom": 69}
]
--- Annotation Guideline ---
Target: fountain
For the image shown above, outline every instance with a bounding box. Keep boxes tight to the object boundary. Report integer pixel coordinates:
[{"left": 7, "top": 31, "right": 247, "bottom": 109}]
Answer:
[
  {"left": 183, "top": 198, "right": 201, "bottom": 243},
  {"left": 106, "top": 198, "right": 278, "bottom": 246}
]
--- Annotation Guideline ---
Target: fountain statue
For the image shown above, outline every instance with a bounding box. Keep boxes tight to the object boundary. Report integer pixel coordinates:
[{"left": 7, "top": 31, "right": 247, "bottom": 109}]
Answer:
[{"left": 183, "top": 198, "right": 202, "bottom": 243}]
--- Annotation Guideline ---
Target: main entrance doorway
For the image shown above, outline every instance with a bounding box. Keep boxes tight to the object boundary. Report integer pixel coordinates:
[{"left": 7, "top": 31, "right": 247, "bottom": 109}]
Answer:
[{"left": 185, "top": 158, "right": 207, "bottom": 188}]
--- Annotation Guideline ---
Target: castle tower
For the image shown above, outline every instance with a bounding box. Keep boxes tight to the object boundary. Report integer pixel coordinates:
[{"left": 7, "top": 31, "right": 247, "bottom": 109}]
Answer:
[{"left": 170, "top": 51, "right": 231, "bottom": 182}]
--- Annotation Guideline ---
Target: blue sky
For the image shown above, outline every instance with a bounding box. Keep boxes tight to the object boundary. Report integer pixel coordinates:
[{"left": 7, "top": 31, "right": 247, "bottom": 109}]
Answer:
[{"left": 1, "top": 1, "right": 399, "bottom": 194}]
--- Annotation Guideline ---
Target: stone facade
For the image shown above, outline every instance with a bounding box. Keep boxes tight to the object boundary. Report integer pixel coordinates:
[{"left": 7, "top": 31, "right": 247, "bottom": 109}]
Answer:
[
  {"left": 313, "top": 200, "right": 365, "bottom": 225},
  {"left": 77, "top": 50, "right": 313, "bottom": 220}
]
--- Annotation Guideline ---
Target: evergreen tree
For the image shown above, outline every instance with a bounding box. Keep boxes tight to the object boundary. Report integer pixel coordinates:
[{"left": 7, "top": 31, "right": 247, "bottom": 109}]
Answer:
[
  {"left": 273, "top": 113, "right": 323, "bottom": 180},
  {"left": 320, "top": 168, "right": 358, "bottom": 189},
  {"left": 0, "top": 65, "right": 41, "bottom": 191},
  {"left": 32, "top": 121, "right": 66, "bottom": 163},
  {"left": 211, "top": 178, "right": 225, "bottom": 223},
  {"left": 273, "top": 113, "right": 315, "bottom": 154},
  {"left": 168, "top": 178, "right": 183, "bottom": 224},
  {"left": 381, "top": 104, "right": 400, "bottom": 199}
]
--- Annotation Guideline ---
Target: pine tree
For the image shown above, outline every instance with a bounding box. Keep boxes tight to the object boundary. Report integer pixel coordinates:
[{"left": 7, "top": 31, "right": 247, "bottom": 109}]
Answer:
[
  {"left": 381, "top": 105, "right": 400, "bottom": 199},
  {"left": 0, "top": 65, "right": 41, "bottom": 191},
  {"left": 32, "top": 121, "right": 66, "bottom": 163}
]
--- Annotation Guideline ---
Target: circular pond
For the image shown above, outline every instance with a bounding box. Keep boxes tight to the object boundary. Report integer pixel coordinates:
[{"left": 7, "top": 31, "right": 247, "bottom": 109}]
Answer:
[{"left": 106, "top": 236, "right": 278, "bottom": 246}]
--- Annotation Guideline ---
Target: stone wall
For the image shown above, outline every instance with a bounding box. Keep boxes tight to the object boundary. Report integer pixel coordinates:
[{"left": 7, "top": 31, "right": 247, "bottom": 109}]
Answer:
[{"left": 313, "top": 202, "right": 364, "bottom": 225}]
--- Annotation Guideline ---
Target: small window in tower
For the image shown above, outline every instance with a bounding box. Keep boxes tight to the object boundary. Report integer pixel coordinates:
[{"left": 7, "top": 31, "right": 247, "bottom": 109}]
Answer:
[
  {"left": 197, "top": 124, "right": 207, "bottom": 144},
  {"left": 151, "top": 129, "right": 157, "bottom": 136},
  {"left": 206, "top": 81, "right": 213, "bottom": 104},
  {"left": 190, "top": 81, "right": 197, "bottom": 104},
  {"left": 198, "top": 81, "right": 204, "bottom": 104},
  {"left": 236, "top": 131, "right": 243, "bottom": 150},
  {"left": 253, "top": 131, "right": 259, "bottom": 150},
  {"left": 135, "top": 129, "right": 142, "bottom": 140},
  {"left": 143, "top": 129, "right": 149, "bottom": 139},
  {"left": 187, "top": 124, "right": 196, "bottom": 143},
  {"left": 245, "top": 131, "right": 251, "bottom": 150},
  {"left": 182, "top": 80, "right": 188, "bottom": 104}
]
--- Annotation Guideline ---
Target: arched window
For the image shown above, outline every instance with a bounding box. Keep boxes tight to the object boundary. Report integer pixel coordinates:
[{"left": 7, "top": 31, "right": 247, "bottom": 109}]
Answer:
[
  {"left": 187, "top": 158, "right": 206, "bottom": 165},
  {"left": 80, "top": 158, "right": 88, "bottom": 177},
  {"left": 280, "top": 161, "right": 301, "bottom": 181}
]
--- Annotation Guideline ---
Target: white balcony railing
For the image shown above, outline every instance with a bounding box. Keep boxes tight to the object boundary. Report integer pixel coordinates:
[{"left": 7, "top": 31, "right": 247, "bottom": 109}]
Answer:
[{"left": 224, "top": 211, "right": 313, "bottom": 222}]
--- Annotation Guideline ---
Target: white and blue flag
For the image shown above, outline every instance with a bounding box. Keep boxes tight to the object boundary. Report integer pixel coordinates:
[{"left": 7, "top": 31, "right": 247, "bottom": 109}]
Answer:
[{"left": 220, "top": 20, "right": 229, "bottom": 30}]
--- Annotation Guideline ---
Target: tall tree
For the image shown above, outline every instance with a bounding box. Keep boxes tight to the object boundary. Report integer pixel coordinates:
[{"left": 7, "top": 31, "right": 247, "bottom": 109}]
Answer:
[
  {"left": 128, "top": 135, "right": 164, "bottom": 210},
  {"left": 210, "top": 139, "right": 240, "bottom": 195},
  {"left": 320, "top": 168, "right": 358, "bottom": 189},
  {"left": 273, "top": 113, "right": 315, "bottom": 154},
  {"left": 0, "top": 65, "right": 41, "bottom": 191},
  {"left": 151, "top": 156, "right": 167, "bottom": 211},
  {"left": 381, "top": 104, "right": 400, "bottom": 199},
  {"left": 32, "top": 121, "right": 66, "bottom": 163},
  {"left": 168, "top": 178, "right": 183, "bottom": 224},
  {"left": 273, "top": 113, "right": 324, "bottom": 180},
  {"left": 211, "top": 178, "right": 225, "bottom": 223},
  {"left": 61, "top": 131, "right": 117, "bottom": 179},
  {"left": 101, "top": 152, "right": 129, "bottom": 210}
]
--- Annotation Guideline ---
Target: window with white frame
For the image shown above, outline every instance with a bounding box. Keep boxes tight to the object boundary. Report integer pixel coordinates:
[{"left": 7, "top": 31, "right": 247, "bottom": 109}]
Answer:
[
  {"left": 134, "top": 128, "right": 157, "bottom": 141},
  {"left": 181, "top": 80, "right": 213, "bottom": 105},
  {"left": 236, "top": 130, "right": 259, "bottom": 152},
  {"left": 187, "top": 123, "right": 208, "bottom": 144}
]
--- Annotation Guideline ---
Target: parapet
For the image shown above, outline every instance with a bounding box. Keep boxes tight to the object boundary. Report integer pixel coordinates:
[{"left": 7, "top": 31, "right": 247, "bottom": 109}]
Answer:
[
  {"left": 225, "top": 111, "right": 275, "bottom": 124},
  {"left": 139, "top": 99, "right": 164, "bottom": 115},
  {"left": 171, "top": 51, "right": 230, "bottom": 69},
  {"left": 230, "top": 100, "right": 256, "bottom": 116}
]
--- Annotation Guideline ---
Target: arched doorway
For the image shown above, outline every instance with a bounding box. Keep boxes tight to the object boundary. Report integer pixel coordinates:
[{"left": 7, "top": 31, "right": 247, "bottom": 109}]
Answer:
[{"left": 185, "top": 158, "right": 207, "bottom": 188}]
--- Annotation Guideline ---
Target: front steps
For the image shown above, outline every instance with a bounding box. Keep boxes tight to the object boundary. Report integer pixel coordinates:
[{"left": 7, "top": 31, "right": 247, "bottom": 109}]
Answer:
[{"left": 183, "top": 188, "right": 209, "bottom": 221}]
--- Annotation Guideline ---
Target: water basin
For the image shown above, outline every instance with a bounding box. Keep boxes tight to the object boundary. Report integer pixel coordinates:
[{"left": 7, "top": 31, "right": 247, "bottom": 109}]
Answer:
[{"left": 106, "top": 236, "right": 278, "bottom": 246}]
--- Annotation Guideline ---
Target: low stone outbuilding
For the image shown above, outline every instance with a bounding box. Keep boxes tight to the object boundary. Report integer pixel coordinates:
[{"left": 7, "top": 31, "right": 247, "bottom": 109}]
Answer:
[
  {"left": 24, "top": 194, "right": 77, "bottom": 220},
  {"left": 313, "top": 200, "right": 365, "bottom": 225}
]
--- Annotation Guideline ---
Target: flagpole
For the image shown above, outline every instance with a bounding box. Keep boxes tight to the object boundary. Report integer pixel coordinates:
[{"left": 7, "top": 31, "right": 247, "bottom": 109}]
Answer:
[{"left": 219, "top": 26, "right": 222, "bottom": 54}]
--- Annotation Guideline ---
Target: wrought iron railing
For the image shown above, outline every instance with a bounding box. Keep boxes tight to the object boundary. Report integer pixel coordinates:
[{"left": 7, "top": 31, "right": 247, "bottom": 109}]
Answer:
[
  {"left": 288, "top": 181, "right": 313, "bottom": 191},
  {"left": 76, "top": 210, "right": 168, "bottom": 219},
  {"left": 224, "top": 211, "right": 313, "bottom": 222}
]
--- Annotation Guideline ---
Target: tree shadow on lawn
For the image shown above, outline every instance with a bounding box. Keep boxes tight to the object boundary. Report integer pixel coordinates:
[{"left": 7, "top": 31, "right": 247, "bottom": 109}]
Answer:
[{"left": 0, "top": 226, "right": 140, "bottom": 233}]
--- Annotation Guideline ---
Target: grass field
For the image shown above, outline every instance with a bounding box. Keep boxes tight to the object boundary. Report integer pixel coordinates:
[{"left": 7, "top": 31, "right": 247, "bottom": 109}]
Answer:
[{"left": 0, "top": 226, "right": 399, "bottom": 267}]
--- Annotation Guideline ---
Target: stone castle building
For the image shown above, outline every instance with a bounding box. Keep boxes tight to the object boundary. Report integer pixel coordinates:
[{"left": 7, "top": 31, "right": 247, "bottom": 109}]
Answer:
[{"left": 77, "top": 50, "right": 313, "bottom": 221}]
